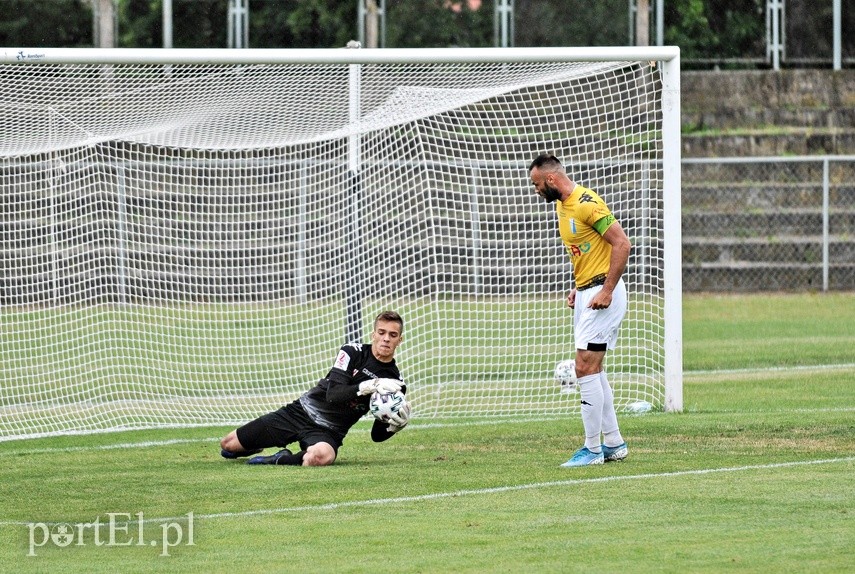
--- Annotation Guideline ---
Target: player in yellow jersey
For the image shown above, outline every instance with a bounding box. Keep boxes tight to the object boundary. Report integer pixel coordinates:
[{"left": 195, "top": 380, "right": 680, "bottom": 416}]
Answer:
[{"left": 529, "top": 153, "right": 632, "bottom": 467}]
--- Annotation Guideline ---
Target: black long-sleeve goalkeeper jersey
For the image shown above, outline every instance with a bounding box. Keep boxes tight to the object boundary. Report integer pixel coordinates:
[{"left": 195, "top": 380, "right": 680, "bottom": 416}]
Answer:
[{"left": 298, "top": 342, "right": 405, "bottom": 438}]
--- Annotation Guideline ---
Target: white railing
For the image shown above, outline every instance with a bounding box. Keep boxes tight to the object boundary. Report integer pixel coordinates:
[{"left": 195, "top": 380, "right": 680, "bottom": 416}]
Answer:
[{"left": 681, "top": 155, "right": 855, "bottom": 291}]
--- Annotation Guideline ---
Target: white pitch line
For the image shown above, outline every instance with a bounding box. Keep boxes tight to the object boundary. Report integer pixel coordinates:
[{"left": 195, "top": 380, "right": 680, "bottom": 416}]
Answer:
[
  {"left": 0, "top": 437, "right": 221, "bottom": 457},
  {"left": 0, "top": 456, "right": 852, "bottom": 528},
  {"left": 685, "top": 362, "right": 855, "bottom": 376},
  {"left": 0, "top": 418, "right": 560, "bottom": 457}
]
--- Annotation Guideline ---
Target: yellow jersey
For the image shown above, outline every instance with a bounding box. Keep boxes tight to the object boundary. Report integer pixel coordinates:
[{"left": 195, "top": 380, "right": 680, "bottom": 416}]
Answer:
[{"left": 555, "top": 184, "right": 617, "bottom": 288}]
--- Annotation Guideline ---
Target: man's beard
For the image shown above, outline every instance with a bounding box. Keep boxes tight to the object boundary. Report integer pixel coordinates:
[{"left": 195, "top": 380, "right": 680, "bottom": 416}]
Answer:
[{"left": 541, "top": 183, "right": 561, "bottom": 202}]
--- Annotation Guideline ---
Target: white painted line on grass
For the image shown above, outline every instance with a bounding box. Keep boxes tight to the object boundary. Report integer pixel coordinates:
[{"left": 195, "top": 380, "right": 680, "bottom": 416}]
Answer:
[
  {"left": 1, "top": 456, "right": 852, "bottom": 528},
  {"left": 685, "top": 362, "right": 855, "bottom": 376},
  {"left": 0, "top": 418, "right": 557, "bottom": 457},
  {"left": 0, "top": 437, "right": 219, "bottom": 457},
  {"left": 150, "top": 456, "right": 855, "bottom": 524}
]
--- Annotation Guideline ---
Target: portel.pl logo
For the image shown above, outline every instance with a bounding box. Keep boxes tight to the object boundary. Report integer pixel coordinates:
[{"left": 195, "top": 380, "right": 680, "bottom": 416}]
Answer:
[{"left": 26, "top": 512, "right": 194, "bottom": 557}]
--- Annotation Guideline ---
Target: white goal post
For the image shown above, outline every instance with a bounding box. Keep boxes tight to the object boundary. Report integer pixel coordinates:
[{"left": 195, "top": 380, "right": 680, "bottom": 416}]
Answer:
[{"left": 0, "top": 46, "right": 682, "bottom": 441}]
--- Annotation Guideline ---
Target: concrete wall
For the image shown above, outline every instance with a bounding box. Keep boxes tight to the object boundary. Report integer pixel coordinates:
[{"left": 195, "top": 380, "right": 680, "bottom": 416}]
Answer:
[{"left": 681, "top": 69, "right": 855, "bottom": 157}]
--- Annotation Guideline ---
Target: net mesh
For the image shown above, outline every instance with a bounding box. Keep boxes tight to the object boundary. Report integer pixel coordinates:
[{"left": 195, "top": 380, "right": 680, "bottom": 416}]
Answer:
[{"left": 0, "top": 57, "right": 666, "bottom": 440}]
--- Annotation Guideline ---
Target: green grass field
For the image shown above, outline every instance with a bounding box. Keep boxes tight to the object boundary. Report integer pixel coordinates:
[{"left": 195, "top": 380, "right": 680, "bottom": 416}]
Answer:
[{"left": 1, "top": 292, "right": 853, "bottom": 573}]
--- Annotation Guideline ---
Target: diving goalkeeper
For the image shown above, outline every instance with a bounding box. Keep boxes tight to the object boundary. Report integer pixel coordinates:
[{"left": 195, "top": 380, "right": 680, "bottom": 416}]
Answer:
[{"left": 219, "top": 310, "right": 411, "bottom": 467}]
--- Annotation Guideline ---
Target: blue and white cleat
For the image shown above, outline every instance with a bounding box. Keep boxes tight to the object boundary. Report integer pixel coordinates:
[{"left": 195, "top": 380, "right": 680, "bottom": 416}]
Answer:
[
  {"left": 247, "top": 449, "right": 292, "bottom": 465},
  {"left": 601, "top": 442, "right": 628, "bottom": 462},
  {"left": 560, "top": 446, "right": 604, "bottom": 467},
  {"left": 221, "top": 448, "right": 262, "bottom": 459}
]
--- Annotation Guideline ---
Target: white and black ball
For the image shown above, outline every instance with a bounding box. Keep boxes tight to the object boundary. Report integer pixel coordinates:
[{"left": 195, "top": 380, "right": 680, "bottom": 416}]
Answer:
[{"left": 369, "top": 390, "right": 406, "bottom": 421}]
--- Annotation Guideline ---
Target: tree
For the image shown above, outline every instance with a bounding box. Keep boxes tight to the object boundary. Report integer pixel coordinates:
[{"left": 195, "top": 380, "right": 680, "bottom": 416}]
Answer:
[
  {"left": 664, "top": 0, "right": 764, "bottom": 62},
  {"left": 385, "top": 0, "right": 491, "bottom": 48},
  {"left": 120, "top": 0, "right": 160, "bottom": 47},
  {"left": 0, "top": 0, "right": 843, "bottom": 67},
  {"left": 119, "top": 0, "right": 227, "bottom": 48},
  {"left": 120, "top": 0, "right": 352, "bottom": 50},
  {"left": 513, "top": 0, "right": 630, "bottom": 48},
  {"left": 251, "top": 0, "right": 357, "bottom": 48},
  {"left": 662, "top": 0, "right": 716, "bottom": 59},
  {"left": 0, "top": 0, "right": 91, "bottom": 47}
]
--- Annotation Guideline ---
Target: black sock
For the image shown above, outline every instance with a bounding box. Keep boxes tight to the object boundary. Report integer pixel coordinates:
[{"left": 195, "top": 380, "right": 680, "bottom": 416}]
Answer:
[{"left": 276, "top": 450, "right": 306, "bottom": 466}]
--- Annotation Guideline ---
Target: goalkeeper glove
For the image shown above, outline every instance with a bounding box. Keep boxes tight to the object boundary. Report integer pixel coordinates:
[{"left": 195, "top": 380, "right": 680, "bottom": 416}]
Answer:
[
  {"left": 357, "top": 378, "right": 402, "bottom": 396},
  {"left": 386, "top": 401, "right": 411, "bottom": 433}
]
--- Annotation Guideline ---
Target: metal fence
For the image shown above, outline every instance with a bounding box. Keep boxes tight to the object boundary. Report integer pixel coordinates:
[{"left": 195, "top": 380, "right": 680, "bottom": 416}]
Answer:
[{"left": 682, "top": 155, "right": 855, "bottom": 292}]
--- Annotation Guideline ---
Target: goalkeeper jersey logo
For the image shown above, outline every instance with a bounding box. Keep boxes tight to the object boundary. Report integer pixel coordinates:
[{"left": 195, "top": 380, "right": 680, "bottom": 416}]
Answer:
[{"left": 333, "top": 350, "right": 350, "bottom": 371}]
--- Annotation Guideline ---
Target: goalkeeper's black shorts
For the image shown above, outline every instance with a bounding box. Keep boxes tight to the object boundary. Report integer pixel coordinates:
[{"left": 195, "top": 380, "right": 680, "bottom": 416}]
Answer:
[{"left": 236, "top": 401, "right": 344, "bottom": 454}]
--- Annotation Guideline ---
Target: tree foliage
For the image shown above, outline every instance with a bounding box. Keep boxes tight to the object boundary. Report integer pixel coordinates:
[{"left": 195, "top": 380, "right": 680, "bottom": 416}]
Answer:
[
  {"left": 385, "top": 0, "right": 491, "bottom": 48},
  {"left": 514, "top": 0, "right": 629, "bottom": 48},
  {"left": 0, "top": 0, "right": 92, "bottom": 47},
  {"left": 110, "top": 0, "right": 357, "bottom": 49},
  {"left": 0, "top": 0, "right": 847, "bottom": 65},
  {"left": 251, "top": 0, "right": 356, "bottom": 48},
  {"left": 120, "top": 0, "right": 227, "bottom": 48},
  {"left": 664, "top": 0, "right": 764, "bottom": 61}
]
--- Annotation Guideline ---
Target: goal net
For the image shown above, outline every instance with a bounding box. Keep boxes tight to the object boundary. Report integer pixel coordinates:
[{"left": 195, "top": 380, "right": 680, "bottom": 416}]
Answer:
[{"left": 0, "top": 47, "right": 681, "bottom": 441}]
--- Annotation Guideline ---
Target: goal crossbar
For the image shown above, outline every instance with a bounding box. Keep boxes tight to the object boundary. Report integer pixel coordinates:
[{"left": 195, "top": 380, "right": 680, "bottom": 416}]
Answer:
[{"left": 6, "top": 46, "right": 680, "bottom": 65}]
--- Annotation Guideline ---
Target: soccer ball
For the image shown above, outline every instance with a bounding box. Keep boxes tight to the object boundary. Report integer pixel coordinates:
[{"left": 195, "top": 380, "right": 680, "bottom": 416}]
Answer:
[
  {"left": 554, "top": 359, "right": 577, "bottom": 393},
  {"left": 369, "top": 390, "right": 406, "bottom": 421}
]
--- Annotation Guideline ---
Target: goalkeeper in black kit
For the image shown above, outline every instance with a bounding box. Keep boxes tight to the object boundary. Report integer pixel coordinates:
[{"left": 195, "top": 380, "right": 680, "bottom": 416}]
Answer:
[{"left": 219, "top": 311, "right": 411, "bottom": 467}]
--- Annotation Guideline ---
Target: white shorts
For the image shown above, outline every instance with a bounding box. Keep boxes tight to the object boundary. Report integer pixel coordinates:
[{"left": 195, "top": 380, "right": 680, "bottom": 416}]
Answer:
[{"left": 573, "top": 278, "right": 627, "bottom": 352}]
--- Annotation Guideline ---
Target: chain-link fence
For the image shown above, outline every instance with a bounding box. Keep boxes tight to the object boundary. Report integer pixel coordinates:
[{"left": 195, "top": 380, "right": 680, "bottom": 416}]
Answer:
[{"left": 682, "top": 156, "right": 855, "bottom": 292}]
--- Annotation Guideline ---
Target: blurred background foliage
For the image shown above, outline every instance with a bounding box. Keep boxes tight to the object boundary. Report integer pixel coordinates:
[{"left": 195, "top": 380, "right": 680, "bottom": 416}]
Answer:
[{"left": 0, "top": 0, "right": 851, "bottom": 66}]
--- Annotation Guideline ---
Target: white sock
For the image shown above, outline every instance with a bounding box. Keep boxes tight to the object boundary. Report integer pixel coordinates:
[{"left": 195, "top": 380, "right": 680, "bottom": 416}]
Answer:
[
  {"left": 600, "top": 370, "right": 624, "bottom": 447},
  {"left": 577, "top": 374, "right": 603, "bottom": 452}
]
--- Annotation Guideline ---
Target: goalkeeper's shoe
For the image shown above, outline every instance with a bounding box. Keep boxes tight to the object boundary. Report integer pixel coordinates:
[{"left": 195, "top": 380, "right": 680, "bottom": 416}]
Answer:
[
  {"left": 601, "top": 442, "right": 628, "bottom": 462},
  {"left": 247, "top": 449, "right": 292, "bottom": 465},
  {"left": 559, "top": 446, "right": 604, "bottom": 467},
  {"left": 221, "top": 448, "right": 262, "bottom": 459}
]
